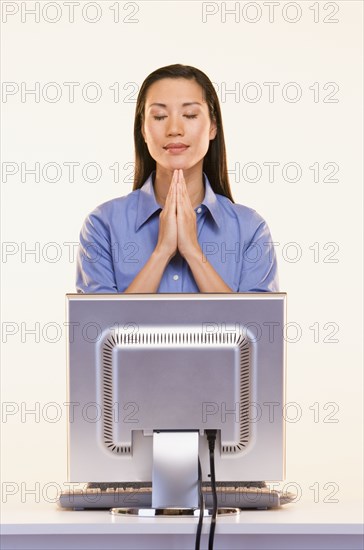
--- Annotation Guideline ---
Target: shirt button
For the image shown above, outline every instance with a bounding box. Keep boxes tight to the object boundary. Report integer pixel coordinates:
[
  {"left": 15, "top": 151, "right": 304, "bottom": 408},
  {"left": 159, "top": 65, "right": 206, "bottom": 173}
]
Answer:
[
  {"left": 196, "top": 207, "right": 202, "bottom": 214},
  {"left": 173, "top": 274, "right": 179, "bottom": 281}
]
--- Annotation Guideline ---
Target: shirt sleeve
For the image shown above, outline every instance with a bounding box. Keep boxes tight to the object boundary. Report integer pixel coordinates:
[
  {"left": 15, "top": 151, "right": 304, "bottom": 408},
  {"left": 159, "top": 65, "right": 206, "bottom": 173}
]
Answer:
[
  {"left": 238, "top": 215, "right": 279, "bottom": 292},
  {"left": 75, "top": 208, "right": 118, "bottom": 293}
]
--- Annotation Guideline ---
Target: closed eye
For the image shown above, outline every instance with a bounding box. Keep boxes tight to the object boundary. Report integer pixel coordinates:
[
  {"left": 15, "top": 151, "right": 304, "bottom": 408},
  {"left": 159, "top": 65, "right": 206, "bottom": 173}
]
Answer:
[{"left": 153, "top": 115, "right": 198, "bottom": 121}]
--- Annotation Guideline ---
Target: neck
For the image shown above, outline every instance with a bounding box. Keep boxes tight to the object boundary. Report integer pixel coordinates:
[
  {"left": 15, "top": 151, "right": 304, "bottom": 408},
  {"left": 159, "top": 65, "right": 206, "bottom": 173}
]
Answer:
[{"left": 153, "top": 164, "right": 205, "bottom": 208}]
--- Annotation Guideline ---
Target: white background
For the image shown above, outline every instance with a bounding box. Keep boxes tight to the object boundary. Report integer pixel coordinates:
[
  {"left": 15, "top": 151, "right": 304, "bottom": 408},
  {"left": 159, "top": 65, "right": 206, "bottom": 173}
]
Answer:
[{"left": 1, "top": 0, "right": 363, "bottom": 510}]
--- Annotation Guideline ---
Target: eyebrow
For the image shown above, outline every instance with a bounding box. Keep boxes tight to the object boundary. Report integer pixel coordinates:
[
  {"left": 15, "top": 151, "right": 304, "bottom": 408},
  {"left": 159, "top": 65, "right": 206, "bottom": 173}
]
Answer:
[{"left": 148, "top": 102, "right": 202, "bottom": 109}]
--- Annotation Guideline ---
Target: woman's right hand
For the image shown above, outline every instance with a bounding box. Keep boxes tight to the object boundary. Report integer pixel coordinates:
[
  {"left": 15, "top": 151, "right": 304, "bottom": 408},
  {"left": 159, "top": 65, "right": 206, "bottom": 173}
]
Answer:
[{"left": 155, "top": 169, "right": 178, "bottom": 261}]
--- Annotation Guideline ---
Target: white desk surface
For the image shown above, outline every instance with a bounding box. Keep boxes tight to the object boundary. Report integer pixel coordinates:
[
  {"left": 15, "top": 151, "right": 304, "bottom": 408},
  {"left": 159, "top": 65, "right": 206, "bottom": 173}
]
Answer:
[
  {"left": 1, "top": 495, "right": 363, "bottom": 535},
  {"left": 1, "top": 493, "right": 363, "bottom": 550}
]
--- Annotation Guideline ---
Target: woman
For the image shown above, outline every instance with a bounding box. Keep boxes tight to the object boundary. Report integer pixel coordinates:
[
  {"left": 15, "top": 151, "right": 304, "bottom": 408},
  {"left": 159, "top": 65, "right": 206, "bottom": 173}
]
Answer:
[{"left": 76, "top": 64, "right": 278, "bottom": 293}]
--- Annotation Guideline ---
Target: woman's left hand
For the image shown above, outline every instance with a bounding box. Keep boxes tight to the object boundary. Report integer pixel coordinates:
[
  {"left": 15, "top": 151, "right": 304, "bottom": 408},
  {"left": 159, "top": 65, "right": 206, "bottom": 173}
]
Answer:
[{"left": 176, "top": 169, "right": 201, "bottom": 259}]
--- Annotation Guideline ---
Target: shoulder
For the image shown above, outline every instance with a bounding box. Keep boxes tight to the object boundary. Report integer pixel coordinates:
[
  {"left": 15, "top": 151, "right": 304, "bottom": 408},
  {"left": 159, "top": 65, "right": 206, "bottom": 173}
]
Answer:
[
  {"left": 83, "top": 189, "right": 139, "bottom": 226},
  {"left": 216, "top": 194, "right": 268, "bottom": 229}
]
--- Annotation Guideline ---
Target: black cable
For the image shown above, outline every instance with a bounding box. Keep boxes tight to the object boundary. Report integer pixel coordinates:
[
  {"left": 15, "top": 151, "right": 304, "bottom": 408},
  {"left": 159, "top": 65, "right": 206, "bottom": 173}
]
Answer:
[
  {"left": 206, "top": 430, "right": 217, "bottom": 550},
  {"left": 195, "top": 458, "right": 204, "bottom": 550}
]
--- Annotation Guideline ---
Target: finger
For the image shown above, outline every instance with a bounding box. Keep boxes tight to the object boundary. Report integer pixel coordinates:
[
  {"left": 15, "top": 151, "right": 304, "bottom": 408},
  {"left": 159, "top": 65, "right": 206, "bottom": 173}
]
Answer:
[
  {"left": 169, "top": 171, "right": 178, "bottom": 214},
  {"left": 178, "top": 169, "right": 184, "bottom": 187},
  {"left": 179, "top": 171, "right": 193, "bottom": 210},
  {"left": 168, "top": 170, "right": 178, "bottom": 195},
  {"left": 176, "top": 171, "right": 182, "bottom": 205},
  {"left": 164, "top": 170, "right": 177, "bottom": 207},
  {"left": 179, "top": 170, "right": 188, "bottom": 195},
  {"left": 180, "top": 175, "right": 188, "bottom": 197},
  {"left": 179, "top": 170, "right": 187, "bottom": 192},
  {"left": 172, "top": 171, "right": 177, "bottom": 207}
]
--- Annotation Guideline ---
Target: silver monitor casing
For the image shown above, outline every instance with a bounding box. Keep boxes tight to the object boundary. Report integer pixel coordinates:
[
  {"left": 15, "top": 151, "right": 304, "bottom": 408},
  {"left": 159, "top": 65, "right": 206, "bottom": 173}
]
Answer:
[{"left": 66, "top": 293, "right": 286, "bottom": 483}]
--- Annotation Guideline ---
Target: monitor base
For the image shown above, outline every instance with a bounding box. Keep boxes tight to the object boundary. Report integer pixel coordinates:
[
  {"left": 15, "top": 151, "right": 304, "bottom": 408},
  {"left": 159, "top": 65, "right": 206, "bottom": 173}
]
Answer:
[{"left": 110, "top": 507, "right": 240, "bottom": 517}]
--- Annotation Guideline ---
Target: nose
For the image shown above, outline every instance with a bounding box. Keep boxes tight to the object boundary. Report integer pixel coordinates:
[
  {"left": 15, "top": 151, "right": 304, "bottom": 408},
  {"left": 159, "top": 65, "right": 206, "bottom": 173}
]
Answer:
[{"left": 166, "top": 113, "right": 184, "bottom": 136}]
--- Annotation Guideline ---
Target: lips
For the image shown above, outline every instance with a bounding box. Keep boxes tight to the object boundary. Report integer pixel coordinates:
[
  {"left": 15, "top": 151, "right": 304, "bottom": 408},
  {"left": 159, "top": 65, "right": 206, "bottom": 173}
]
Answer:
[{"left": 164, "top": 143, "right": 189, "bottom": 150}]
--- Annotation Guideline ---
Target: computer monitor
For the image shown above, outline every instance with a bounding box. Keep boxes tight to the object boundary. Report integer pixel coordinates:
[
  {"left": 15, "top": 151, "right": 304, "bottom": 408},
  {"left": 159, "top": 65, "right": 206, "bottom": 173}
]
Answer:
[{"left": 66, "top": 293, "right": 286, "bottom": 509}]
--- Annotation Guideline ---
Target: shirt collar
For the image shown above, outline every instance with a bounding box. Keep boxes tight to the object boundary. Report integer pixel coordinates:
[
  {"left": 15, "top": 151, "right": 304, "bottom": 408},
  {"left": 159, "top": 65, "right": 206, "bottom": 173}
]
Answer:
[
  {"left": 201, "top": 171, "right": 223, "bottom": 229},
  {"left": 135, "top": 170, "right": 223, "bottom": 232}
]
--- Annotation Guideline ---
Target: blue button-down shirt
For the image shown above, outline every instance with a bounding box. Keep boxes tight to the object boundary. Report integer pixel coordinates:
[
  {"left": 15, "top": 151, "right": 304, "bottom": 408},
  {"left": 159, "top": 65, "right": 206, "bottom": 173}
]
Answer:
[{"left": 76, "top": 171, "right": 279, "bottom": 293}]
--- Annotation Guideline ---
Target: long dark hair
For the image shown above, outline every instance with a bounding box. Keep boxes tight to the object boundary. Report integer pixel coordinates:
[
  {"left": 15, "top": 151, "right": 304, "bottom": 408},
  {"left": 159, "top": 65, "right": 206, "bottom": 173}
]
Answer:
[{"left": 133, "top": 64, "right": 234, "bottom": 202}]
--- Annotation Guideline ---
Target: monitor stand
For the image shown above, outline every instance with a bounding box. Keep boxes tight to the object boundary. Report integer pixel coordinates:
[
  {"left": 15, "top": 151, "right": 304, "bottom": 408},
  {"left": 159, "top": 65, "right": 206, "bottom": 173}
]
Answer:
[{"left": 110, "top": 431, "right": 240, "bottom": 518}]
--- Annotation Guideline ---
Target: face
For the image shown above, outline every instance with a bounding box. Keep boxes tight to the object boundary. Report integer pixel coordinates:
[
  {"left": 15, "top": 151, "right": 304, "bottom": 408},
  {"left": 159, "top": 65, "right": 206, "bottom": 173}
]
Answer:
[{"left": 141, "top": 78, "right": 217, "bottom": 173}]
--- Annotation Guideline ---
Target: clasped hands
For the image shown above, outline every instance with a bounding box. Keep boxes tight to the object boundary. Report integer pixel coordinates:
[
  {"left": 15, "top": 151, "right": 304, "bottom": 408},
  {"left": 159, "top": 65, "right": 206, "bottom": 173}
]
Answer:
[{"left": 156, "top": 169, "right": 201, "bottom": 262}]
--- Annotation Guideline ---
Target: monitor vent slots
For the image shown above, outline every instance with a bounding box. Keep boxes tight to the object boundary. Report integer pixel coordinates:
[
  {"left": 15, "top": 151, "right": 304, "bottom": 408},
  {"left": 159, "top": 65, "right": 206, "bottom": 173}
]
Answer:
[{"left": 102, "top": 328, "right": 251, "bottom": 455}]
